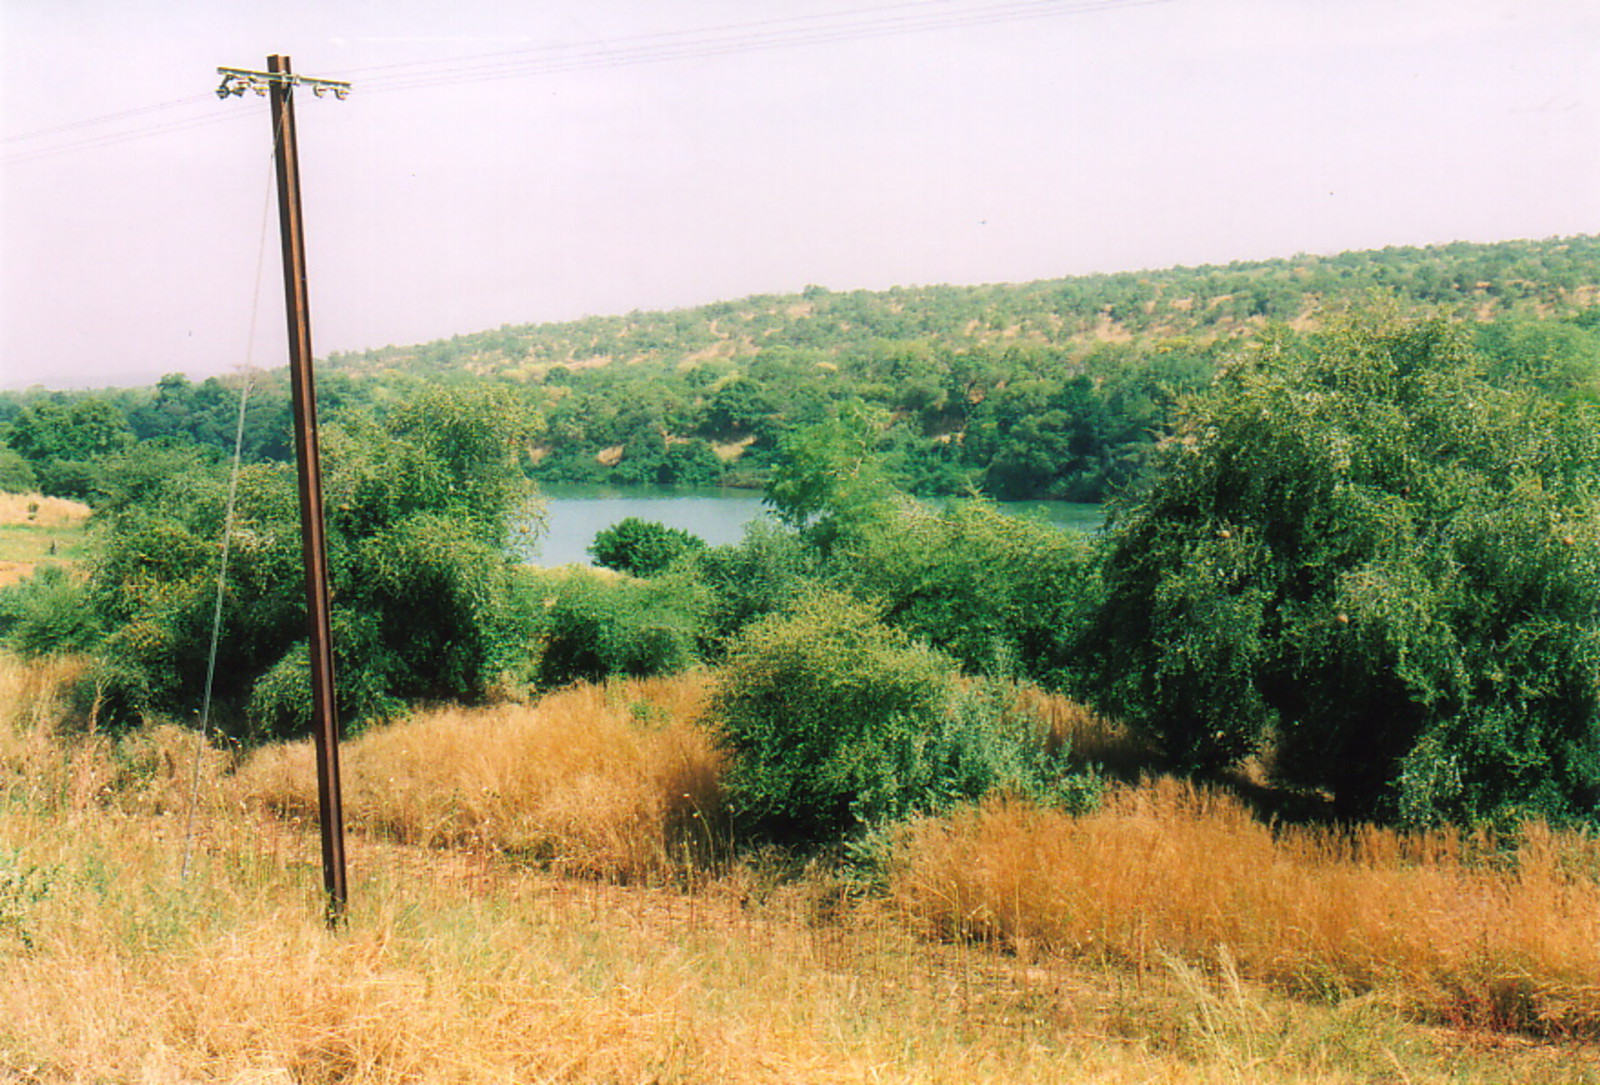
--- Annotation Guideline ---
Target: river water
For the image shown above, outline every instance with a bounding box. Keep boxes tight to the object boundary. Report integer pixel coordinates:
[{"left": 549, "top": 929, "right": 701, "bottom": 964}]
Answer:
[{"left": 521, "top": 483, "right": 1103, "bottom": 567}]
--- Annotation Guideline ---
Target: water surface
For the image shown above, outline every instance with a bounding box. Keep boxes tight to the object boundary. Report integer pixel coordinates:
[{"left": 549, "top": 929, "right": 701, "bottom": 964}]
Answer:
[{"left": 522, "top": 482, "right": 1102, "bottom": 566}]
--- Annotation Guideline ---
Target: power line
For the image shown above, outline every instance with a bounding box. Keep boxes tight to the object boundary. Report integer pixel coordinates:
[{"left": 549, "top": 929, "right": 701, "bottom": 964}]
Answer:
[
  {"left": 358, "top": 0, "right": 1169, "bottom": 95},
  {"left": 337, "top": 0, "right": 1084, "bottom": 79},
  {"left": 0, "top": 0, "right": 1166, "bottom": 166},
  {"left": 1, "top": 93, "right": 215, "bottom": 143},
  {"left": 0, "top": 107, "right": 251, "bottom": 168}
]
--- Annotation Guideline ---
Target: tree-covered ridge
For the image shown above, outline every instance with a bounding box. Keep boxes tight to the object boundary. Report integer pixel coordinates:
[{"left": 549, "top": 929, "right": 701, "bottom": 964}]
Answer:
[
  {"left": 327, "top": 236, "right": 1600, "bottom": 379},
  {"left": 308, "top": 236, "right": 1600, "bottom": 501},
  {"left": 5, "top": 236, "right": 1599, "bottom": 504}
]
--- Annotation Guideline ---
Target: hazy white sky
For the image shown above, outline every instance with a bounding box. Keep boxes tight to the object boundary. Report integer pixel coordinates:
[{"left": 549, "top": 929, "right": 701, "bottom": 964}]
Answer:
[{"left": 1, "top": 0, "right": 1596, "bottom": 390}]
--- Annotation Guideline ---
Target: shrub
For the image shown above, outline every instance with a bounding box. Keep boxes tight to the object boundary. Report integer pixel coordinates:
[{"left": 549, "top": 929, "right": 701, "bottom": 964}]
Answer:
[
  {"left": 0, "top": 450, "right": 35, "bottom": 493},
  {"left": 1086, "top": 312, "right": 1600, "bottom": 825},
  {"left": 710, "top": 591, "right": 1086, "bottom": 845},
  {"left": 686, "top": 519, "right": 818, "bottom": 655},
  {"left": 534, "top": 571, "right": 705, "bottom": 687},
  {"left": 842, "top": 498, "right": 1098, "bottom": 683},
  {"left": 0, "top": 565, "right": 101, "bottom": 657},
  {"left": 589, "top": 517, "right": 706, "bottom": 577},
  {"left": 88, "top": 387, "right": 543, "bottom": 739}
]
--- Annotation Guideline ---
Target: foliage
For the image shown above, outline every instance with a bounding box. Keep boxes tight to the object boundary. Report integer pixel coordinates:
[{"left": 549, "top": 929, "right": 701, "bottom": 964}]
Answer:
[
  {"left": 0, "top": 450, "right": 35, "bottom": 493},
  {"left": 533, "top": 570, "right": 705, "bottom": 688},
  {"left": 88, "top": 386, "right": 542, "bottom": 738},
  {"left": 686, "top": 519, "right": 819, "bottom": 655},
  {"left": 321, "top": 236, "right": 1600, "bottom": 500},
  {"left": 840, "top": 498, "right": 1099, "bottom": 683},
  {"left": 1086, "top": 311, "right": 1600, "bottom": 825},
  {"left": 589, "top": 517, "right": 706, "bottom": 577},
  {"left": 764, "top": 403, "right": 896, "bottom": 554},
  {"left": 0, "top": 565, "right": 101, "bottom": 657},
  {"left": 4, "top": 397, "right": 130, "bottom": 465},
  {"left": 711, "top": 591, "right": 1083, "bottom": 844}
]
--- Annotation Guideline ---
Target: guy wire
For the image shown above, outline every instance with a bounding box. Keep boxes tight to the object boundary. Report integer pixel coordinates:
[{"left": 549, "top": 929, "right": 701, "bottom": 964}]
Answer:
[{"left": 181, "top": 102, "right": 285, "bottom": 880}]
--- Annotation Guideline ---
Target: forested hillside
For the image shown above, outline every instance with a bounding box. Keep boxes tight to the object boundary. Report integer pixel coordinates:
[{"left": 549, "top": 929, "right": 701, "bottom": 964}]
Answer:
[
  {"left": 327, "top": 235, "right": 1600, "bottom": 500},
  {"left": 5, "top": 236, "right": 1599, "bottom": 502}
]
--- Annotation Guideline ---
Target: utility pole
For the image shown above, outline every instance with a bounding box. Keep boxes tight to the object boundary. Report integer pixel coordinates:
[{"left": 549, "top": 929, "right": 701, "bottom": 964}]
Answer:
[{"left": 218, "top": 56, "right": 351, "bottom": 927}]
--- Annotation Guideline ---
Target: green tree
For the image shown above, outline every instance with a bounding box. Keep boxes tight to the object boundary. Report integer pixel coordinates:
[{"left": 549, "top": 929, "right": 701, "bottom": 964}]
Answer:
[
  {"left": 764, "top": 403, "right": 895, "bottom": 554},
  {"left": 1086, "top": 312, "right": 1600, "bottom": 825},
  {"left": 842, "top": 499, "right": 1097, "bottom": 683},
  {"left": 0, "top": 449, "right": 36, "bottom": 492},
  {"left": 711, "top": 591, "right": 1089, "bottom": 845},
  {"left": 5, "top": 398, "right": 131, "bottom": 464},
  {"left": 89, "top": 387, "right": 544, "bottom": 738},
  {"left": 533, "top": 570, "right": 705, "bottom": 687},
  {"left": 589, "top": 517, "right": 706, "bottom": 577}
]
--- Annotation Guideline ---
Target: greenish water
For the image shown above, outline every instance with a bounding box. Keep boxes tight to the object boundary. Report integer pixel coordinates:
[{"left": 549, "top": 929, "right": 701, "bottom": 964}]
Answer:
[{"left": 521, "top": 483, "right": 1102, "bottom": 567}]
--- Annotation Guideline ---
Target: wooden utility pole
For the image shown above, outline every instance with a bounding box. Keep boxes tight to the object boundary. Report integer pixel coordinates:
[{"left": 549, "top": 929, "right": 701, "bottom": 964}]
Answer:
[{"left": 219, "top": 56, "right": 352, "bottom": 927}]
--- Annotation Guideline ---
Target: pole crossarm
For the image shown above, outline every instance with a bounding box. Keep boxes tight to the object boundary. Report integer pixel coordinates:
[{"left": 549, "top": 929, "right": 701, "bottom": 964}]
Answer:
[{"left": 217, "top": 67, "right": 351, "bottom": 100}]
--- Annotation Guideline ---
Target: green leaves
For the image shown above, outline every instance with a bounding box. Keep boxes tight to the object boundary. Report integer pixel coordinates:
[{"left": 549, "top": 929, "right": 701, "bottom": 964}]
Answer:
[
  {"left": 589, "top": 517, "right": 706, "bottom": 577},
  {"left": 1088, "top": 311, "right": 1600, "bottom": 824},
  {"left": 87, "top": 387, "right": 543, "bottom": 738},
  {"left": 710, "top": 591, "right": 1089, "bottom": 845}
]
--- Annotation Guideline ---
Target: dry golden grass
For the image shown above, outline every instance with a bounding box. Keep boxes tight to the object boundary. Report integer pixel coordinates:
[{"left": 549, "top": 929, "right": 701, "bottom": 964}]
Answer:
[
  {"left": 1012, "top": 684, "right": 1163, "bottom": 775},
  {"left": 890, "top": 779, "right": 1600, "bottom": 1039},
  {"left": 0, "top": 492, "right": 90, "bottom": 529},
  {"left": 0, "top": 491, "right": 92, "bottom": 586},
  {"left": 236, "top": 675, "right": 725, "bottom": 881},
  {"left": 4, "top": 658, "right": 1598, "bottom": 1081}
]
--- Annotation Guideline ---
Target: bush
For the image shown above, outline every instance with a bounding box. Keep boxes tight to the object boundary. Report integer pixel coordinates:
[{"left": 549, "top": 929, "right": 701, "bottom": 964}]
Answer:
[
  {"left": 687, "top": 519, "right": 818, "bottom": 655},
  {"left": 841, "top": 498, "right": 1097, "bottom": 683},
  {"left": 87, "top": 387, "right": 543, "bottom": 739},
  {"left": 0, "top": 565, "right": 101, "bottom": 657},
  {"left": 589, "top": 517, "right": 706, "bottom": 577},
  {"left": 1086, "top": 312, "right": 1600, "bottom": 825},
  {"left": 711, "top": 591, "right": 1086, "bottom": 844},
  {"left": 534, "top": 571, "right": 705, "bottom": 687},
  {"left": 0, "top": 450, "right": 35, "bottom": 493},
  {"left": 32, "top": 459, "right": 103, "bottom": 502}
]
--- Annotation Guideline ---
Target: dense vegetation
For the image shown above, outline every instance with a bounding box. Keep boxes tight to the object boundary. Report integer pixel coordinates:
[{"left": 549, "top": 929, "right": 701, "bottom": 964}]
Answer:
[
  {"left": 1089, "top": 310, "right": 1600, "bottom": 824},
  {"left": 3, "top": 237, "right": 1599, "bottom": 841},
  {"left": 8, "top": 236, "right": 1598, "bottom": 504}
]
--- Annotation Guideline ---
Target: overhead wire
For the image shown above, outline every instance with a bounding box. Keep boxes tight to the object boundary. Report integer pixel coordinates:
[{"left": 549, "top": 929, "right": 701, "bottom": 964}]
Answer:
[
  {"left": 0, "top": 106, "right": 253, "bottom": 168},
  {"left": 335, "top": 0, "right": 1083, "bottom": 78},
  {"left": 355, "top": 0, "right": 1168, "bottom": 95},
  {"left": 2, "top": 92, "right": 216, "bottom": 143},
  {"left": 0, "top": 0, "right": 1166, "bottom": 164}
]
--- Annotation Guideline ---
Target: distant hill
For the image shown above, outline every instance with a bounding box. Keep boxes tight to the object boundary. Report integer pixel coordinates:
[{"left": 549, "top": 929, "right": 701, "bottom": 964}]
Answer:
[
  {"left": 6, "top": 237, "right": 1598, "bottom": 505},
  {"left": 325, "top": 236, "right": 1600, "bottom": 383},
  {"left": 316, "top": 236, "right": 1600, "bottom": 501}
]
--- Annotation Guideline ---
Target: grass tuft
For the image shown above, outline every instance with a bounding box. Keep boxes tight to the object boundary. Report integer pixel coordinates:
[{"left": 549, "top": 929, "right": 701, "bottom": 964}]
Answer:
[
  {"left": 236, "top": 674, "right": 725, "bottom": 881},
  {"left": 889, "top": 779, "right": 1600, "bottom": 1038}
]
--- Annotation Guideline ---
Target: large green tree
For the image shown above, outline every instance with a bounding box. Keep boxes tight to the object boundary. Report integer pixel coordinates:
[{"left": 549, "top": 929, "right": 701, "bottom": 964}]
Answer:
[
  {"left": 90, "top": 386, "right": 543, "bottom": 738},
  {"left": 1086, "top": 312, "right": 1600, "bottom": 825}
]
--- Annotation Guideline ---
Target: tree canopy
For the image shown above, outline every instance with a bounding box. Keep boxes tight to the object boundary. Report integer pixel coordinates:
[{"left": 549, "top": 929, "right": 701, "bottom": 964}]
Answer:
[{"left": 1085, "top": 311, "right": 1600, "bottom": 824}]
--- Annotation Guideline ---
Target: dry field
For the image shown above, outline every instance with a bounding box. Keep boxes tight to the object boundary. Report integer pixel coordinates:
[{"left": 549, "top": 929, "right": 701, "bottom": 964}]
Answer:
[
  {"left": 2, "top": 656, "right": 1597, "bottom": 1083},
  {"left": 0, "top": 491, "right": 92, "bottom": 586}
]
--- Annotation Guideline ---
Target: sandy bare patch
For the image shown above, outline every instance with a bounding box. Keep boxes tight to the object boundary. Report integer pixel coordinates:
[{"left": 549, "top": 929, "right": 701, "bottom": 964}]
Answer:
[
  {"left": 712, "top": 435, "right": 757, "bottom": 463},
  {"left": 0, "top": 492, "right": 90, "bottom": 528}
]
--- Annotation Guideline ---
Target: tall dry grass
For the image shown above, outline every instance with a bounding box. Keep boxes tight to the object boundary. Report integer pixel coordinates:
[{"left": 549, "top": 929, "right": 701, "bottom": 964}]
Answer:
[
  {"left": 3, "top": 659, "right": 1598, "bottom": 1080},
  {"left": 890, "top": 778, "right": 1600, "bottom": 1037},
  {"left": 236, "top": 675, "right": 726, "bottom": 881},
  {"left": 0, "top": 653, "right": 234, "bottom": 817},
  {"left": 0, "top": 492, "right": 90, "bottom": 529}
]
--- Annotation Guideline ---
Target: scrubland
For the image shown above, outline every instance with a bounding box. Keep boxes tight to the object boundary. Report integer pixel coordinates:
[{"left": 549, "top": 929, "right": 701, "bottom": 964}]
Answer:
[{"left": 2, "top": 655, "right": 1597, "bottom": 1083}]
